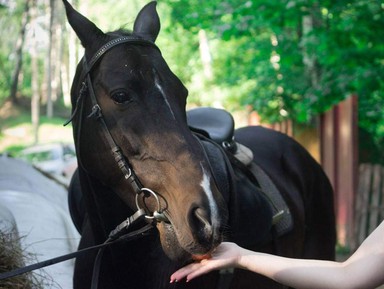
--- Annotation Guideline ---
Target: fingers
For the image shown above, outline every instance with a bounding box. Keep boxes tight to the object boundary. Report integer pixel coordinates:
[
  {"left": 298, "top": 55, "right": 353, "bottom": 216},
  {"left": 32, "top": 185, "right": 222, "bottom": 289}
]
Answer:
[
  {"left": 170, "top": 262, "right": 205, "bottom": 283},
  {"left": 170, "top": 243, "right": 240, "bottom": 283},
  {"left": 170, "top": 259, "right": 221, "bottom": 283},
  {"left": 184, "top": 261, "right": 215, "bottom": 281}
]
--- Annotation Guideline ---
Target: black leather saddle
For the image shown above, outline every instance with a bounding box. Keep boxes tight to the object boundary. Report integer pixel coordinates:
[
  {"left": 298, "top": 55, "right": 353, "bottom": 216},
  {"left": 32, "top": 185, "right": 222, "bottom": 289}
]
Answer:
[{"left": 187, "top": 107, "right": 237, "bottom": 153}]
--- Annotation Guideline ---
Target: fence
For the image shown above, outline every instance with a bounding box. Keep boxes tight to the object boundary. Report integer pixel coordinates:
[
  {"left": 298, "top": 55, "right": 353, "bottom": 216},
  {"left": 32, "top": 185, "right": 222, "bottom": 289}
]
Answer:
[{"left": 354, "top": 163, "right": 384, "bottom": 247}]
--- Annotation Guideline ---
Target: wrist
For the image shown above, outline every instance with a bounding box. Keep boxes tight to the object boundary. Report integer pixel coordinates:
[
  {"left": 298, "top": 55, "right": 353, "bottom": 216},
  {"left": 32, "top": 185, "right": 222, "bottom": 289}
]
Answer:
[{"left": 235, "top": 247, "right": 249, "bottom": 269}]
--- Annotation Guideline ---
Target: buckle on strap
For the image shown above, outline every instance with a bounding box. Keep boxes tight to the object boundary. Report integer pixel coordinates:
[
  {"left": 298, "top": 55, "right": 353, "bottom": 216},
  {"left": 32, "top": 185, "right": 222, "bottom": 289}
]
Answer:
[
  {"left": 108, "top": 208, "right": 147, "bottom": 240},
  {"left": 111, "top": 146, "right": 133, "bottom": 180},
  {"left": 88, "top": 104, "right": 102, "bottom": 119}
]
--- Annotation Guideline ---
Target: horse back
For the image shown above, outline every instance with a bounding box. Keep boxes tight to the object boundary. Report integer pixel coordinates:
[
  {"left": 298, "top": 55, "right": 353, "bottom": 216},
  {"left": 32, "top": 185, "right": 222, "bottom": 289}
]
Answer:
[{"left": 235, "top": 126, "right": 336, "bottom": 260}]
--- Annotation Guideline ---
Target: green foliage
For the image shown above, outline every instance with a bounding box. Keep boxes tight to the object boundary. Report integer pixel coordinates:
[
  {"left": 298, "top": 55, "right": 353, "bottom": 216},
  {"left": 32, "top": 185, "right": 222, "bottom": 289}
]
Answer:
[
  {"left": 1, "top": 0, "right": 383, "bottom": 157},
  {"left": 165, "top": 0, "right": 384, "bottom": 147},
  {"left": 0, "top": 0, "right": 23, "bottom": 101}
]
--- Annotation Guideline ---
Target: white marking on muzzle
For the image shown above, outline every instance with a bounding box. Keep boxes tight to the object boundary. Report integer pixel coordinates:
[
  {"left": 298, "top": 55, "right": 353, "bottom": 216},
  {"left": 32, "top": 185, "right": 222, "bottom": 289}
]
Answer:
[{"left": 200, "top": 164, "right": 219, "bottom": 228}]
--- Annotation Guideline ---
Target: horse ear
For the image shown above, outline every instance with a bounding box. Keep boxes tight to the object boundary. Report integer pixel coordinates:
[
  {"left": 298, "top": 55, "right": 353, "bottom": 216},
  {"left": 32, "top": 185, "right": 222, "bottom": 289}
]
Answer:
[
  {"left": 62, "top": 0, "right": 105, "bottom": 48},
  {"left": 133, "top": 1, "right": 160, "bottom": 42}
]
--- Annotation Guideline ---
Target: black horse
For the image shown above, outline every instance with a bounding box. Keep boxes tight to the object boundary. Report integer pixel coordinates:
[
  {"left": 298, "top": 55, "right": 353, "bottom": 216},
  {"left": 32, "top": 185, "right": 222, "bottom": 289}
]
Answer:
[{"left": 63, "top": 1, "right": 336, "bottom": 288}]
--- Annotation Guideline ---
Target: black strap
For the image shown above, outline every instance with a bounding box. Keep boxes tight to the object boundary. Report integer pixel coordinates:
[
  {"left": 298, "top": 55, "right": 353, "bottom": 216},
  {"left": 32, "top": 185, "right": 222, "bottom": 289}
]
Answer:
[
  {"left": 0, "top": 239, "right": 108, "bottom": 280},
  {"left": 89, "top": 223, "right": 153, "bottom": 289},
  {"left": 87, "top": 36, "right": 159, "bottom": 74},
  {"left": 0, "top": 214, "right": 153, "bottom": 281},
  {"left": 64, "top": 36, "right": 160, "bottom": 195},
  {"left": 82, "top": 38, "right": 147, "bottom": 194}
]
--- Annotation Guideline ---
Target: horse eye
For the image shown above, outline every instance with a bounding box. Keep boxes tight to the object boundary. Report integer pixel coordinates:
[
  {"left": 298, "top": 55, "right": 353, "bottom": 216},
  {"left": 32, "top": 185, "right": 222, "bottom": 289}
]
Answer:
[{"left": 111, "top": 91, "right": 132, "bottom": 104}]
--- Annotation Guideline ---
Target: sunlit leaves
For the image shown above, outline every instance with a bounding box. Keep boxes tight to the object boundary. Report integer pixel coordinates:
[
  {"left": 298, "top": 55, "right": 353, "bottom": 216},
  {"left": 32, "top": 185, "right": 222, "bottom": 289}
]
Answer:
[{"left": 164, "top": 0, "right": 384, "bottom": 149}]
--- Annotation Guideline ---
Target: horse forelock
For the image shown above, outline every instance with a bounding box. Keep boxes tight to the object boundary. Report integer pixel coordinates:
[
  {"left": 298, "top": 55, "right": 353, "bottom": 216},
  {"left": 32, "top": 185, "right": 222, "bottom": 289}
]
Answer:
[{"left": 107, "top": 29, "right": 133, "bottom": 37}]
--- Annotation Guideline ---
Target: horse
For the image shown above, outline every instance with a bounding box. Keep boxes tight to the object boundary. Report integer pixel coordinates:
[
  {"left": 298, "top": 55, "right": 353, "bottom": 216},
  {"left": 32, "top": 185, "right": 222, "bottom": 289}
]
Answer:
[{"left": 63, "top": 1, "right": 336, "bottom": 288}]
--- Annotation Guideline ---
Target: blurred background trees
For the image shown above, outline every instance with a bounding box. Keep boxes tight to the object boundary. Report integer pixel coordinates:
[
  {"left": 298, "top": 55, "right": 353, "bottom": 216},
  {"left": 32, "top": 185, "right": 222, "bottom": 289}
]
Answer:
[
  {"left": 0, "top": 0, "right": 383, "bottom": 160},
  {"left": 165, "top": 0, "right": 384, "bottom": 160}
]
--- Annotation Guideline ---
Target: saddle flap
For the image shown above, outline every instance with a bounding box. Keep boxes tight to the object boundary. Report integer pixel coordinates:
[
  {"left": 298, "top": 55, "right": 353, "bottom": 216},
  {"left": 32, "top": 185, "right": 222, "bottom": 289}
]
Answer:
[{"left": 187, "top": 107, "right": 235, "bottom": 146}]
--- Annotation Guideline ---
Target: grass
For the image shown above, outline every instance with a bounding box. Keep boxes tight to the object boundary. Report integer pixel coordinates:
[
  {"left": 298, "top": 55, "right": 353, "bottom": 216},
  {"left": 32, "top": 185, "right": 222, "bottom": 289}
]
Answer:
[{"left": 0, "top": 101, "right": 73, "bottom": 155}]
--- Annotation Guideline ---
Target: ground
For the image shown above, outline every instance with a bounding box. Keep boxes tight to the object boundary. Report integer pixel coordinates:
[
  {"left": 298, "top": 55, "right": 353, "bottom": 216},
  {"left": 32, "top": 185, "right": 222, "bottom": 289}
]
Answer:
[{"left": 0, "top": 100, "right": 73, "bottom": 153}]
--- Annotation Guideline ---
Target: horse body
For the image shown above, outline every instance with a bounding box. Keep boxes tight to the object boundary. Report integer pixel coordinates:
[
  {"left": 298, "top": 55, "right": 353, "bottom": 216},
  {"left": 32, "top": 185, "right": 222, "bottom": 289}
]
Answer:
[
  {"left": 234, "top": 126, "right": 336, "bottom": 258},
  {"left": 63, "top": 1, "right": 336, "bottom": 288}
]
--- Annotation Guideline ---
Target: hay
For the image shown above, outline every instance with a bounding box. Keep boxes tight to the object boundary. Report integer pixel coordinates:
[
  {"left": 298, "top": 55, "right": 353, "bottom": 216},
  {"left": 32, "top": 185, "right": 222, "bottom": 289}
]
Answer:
[{"left": 0, "top": 223, "right": 43, "bottom": 289}]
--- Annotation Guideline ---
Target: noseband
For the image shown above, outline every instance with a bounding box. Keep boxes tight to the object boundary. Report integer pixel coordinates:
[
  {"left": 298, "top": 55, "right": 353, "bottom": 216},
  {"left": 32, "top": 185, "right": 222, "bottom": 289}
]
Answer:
[{"left": 66, "top": 36, "right": 168, "bottom": 222}]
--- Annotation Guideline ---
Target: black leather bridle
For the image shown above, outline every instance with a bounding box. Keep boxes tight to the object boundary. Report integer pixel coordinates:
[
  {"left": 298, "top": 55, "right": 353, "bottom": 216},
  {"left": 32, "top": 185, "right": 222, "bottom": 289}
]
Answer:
[
  {"left": 68, "top": 35, "right": 169, "bottom": 222},
  {"left": 0, "top": 37, "right": 169, "bottom": 287}
]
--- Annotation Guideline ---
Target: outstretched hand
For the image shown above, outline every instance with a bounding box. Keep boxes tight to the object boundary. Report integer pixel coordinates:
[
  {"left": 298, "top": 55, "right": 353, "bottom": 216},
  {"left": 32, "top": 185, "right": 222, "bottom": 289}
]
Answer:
[{"left": 170, "top": 242, "right": 242, "bottom": 283}]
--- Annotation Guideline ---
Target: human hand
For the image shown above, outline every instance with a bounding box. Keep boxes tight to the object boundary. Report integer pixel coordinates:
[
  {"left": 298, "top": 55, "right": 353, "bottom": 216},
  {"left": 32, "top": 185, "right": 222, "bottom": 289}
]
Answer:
[{"left": 170, "top": 242, "right": 242, "bottom": 283}]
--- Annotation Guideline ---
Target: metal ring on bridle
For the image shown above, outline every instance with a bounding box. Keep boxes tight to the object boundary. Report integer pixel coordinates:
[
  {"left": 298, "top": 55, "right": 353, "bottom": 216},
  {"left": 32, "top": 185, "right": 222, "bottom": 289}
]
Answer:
[{"left": 135, "top": 188, "right": 162, "bottom": 220}]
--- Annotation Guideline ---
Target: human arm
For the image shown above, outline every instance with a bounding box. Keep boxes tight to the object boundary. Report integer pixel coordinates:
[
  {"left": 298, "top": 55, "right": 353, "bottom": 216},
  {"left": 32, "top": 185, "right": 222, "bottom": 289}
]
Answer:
[{"left": 171, "top": 221, "right": 384, "bottom": 289}]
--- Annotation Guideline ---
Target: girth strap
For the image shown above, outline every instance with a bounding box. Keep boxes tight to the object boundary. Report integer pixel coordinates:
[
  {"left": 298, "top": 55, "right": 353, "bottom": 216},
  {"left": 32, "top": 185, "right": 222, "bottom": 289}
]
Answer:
[{"left": 248, "top": 163, "right": 293, "bottom": 236}]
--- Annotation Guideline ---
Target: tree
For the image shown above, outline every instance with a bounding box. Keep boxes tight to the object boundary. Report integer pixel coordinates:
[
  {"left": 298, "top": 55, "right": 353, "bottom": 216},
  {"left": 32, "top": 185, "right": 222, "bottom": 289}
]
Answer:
[
  {"left": 165, "top": 0, "right": 384, "bottom": 157},
  {"left": 9, "top": 0, "right": 31, "bottom": 104},
  {"left": 30, "top": 0, "right": 39, "bottom": 144}
]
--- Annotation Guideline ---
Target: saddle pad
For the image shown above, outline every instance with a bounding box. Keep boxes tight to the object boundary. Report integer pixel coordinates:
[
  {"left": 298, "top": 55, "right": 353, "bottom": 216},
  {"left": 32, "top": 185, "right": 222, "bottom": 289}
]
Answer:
[{"left": 249, "top": 163, "right": 293, "bottom": 237}]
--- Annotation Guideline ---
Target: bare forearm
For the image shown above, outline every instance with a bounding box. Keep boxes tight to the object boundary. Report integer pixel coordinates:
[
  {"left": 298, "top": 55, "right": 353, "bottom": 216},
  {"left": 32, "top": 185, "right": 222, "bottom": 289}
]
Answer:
[
  {"left": 171, "top": 222, "right": 384, "bottom": 288},
  {"left": 238, "top": 248, "right": 382, "bottom": 289},
  {"left": 238, "top": 250, "right": 343, "bottom": 289}
]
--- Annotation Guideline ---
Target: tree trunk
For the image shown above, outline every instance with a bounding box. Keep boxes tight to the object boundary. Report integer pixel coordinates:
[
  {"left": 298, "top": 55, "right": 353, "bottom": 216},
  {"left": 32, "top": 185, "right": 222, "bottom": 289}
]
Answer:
[
  {"left": 46, "top": 0, "right": 55, "bottom": 118},
  {"left": 30, "top": 0, "right": 40, "bottom": 144},
  {"left": 9, "top": 0, "right": 31, "bottom": 104},
  {"left": 198, "top": 29, "right": 213, "bottom": 80},
  {"left": 301, "top": 3, "right": 322, "bottom": 88}
]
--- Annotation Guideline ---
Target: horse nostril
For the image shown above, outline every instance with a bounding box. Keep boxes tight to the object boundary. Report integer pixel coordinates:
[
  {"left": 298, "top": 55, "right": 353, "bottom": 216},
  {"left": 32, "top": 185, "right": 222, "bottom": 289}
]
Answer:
[
  {"left": 194, "top": 208, "right": 211, "bottom": 228},
  {"left": 190, "top": 207, "right": 213, "bottom": 238}
]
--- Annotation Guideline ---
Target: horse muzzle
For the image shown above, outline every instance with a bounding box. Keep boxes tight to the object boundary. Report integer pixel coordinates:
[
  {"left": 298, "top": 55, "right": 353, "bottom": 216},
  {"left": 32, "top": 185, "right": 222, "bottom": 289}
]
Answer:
[{"left": 156, "top": 202, "right": 225, "bottom": 262}]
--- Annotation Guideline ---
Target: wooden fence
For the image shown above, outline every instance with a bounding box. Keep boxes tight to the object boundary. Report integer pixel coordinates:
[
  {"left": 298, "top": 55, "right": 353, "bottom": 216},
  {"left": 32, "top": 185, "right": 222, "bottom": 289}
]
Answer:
[
  {"left": 249, "top": 95, "right": 384, "bottom": 249},
  {"left": 354, "top": 163, "right": 384, "bottom": 247}
]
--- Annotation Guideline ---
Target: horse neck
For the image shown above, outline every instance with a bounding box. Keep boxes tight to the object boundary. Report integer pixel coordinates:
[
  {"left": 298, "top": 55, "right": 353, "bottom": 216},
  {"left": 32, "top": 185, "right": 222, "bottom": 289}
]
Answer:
[
  {"left": 77, "top": 167, "right": 135, "bottom": 243},
  {"left": 196, "top": 135, "right": 235, "bottom": 204},
  {"left": 198, "top": 135, "right": 276, "bottom": 248}
]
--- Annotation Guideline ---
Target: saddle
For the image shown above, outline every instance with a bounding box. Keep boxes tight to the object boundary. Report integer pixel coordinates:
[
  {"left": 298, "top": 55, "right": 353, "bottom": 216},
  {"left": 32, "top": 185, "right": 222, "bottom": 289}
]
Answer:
[
  {"left": 187, "top": 107, "right": 253, "bottom": 165},
  {"left": 187, "top": 107, "right": 293, "bottom": 245}
]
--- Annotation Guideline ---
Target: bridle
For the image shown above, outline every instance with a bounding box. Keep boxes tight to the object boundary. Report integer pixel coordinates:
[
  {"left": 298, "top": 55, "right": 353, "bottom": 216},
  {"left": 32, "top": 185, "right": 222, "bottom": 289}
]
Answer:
[
  {"left": 0, "top": 36, "right": 172, "bottom": 287},
  {"left": 67, "top": 35, "right": 169, "bottom": 222},
  {"left": 1, "top": 36, "right": 237, "bottom": 289}
]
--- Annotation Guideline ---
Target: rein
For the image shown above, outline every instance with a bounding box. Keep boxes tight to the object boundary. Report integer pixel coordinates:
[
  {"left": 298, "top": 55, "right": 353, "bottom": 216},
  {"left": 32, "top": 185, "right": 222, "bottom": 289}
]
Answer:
[
  {"left": 0, "top": 37, "right": 169, "bottom": 286},
  {"left": 0, "top": 209, "right": 153, "bottom": 284},
  {"left": 66, "top": 36, "right": 168, "bottom": 222}
]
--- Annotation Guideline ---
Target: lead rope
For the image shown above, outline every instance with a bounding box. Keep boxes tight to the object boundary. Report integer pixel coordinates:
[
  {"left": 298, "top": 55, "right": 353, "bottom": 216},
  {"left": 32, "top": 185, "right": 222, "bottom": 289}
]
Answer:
[{"left": 0, "top": 209, "right": 153, "bottom": 283}]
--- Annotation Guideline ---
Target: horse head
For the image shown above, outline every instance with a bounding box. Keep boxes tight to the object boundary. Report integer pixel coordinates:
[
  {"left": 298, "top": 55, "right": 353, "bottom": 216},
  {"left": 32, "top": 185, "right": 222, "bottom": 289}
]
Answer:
[{"left": 63, "top": 0, "right": 228, "bottom": 262}]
